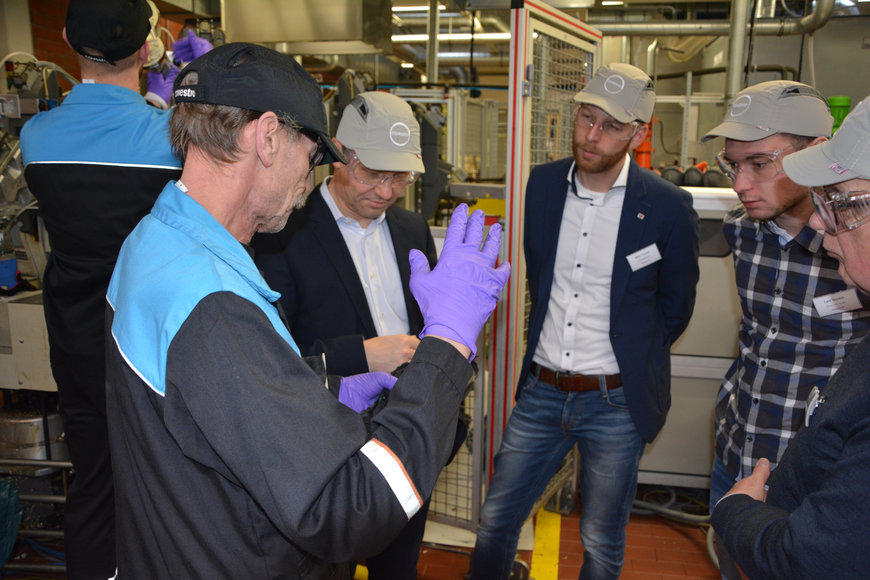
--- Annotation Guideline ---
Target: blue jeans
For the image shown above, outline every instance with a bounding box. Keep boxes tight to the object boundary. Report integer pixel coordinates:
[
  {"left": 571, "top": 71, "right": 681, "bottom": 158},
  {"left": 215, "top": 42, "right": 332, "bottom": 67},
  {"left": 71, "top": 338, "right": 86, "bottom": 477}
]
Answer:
[
  {"left": 709, "top": 456, "right": 741, "bottom": 580},
  {"left": 709, "top": 455, "right": 736, "bottom": 511},
  {"left": 469, "top": 376, "right": 645, "bottom": 580}
]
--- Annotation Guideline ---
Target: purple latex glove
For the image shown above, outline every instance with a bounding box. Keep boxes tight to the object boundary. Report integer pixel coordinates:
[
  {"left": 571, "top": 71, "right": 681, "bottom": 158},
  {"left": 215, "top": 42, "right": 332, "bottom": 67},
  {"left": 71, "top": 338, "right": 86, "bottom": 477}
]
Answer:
[
  {"left": 173, "top": 29, "right": 213, "bottom": 64},
  {"left": 338, "top": 371, "right": 397, "bottom": 413},
  {"left": 409, "top": 204, "right": 511, "bottom": 359},
  {"left": 144, "top": 62, "right": 180, "bottom": 109}
]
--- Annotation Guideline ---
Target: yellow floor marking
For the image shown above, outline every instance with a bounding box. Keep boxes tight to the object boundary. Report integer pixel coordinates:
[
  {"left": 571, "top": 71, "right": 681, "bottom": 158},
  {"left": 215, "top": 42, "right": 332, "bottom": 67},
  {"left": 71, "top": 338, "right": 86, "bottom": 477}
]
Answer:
[{"left": 530, "top": 509, "right": 561, "bottom": 579}]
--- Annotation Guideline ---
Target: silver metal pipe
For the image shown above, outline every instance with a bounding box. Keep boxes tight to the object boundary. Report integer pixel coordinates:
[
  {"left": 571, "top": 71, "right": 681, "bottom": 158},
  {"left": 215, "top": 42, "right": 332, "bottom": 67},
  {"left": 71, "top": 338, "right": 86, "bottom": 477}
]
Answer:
[
  {"left": 646, "top": 39, "right": 659, "bottom": 77},
  {"left": 18, "top": 493, "right": 66, "bottom": 504},
  {"left": 727, "top": 0, "right": 750, "bottom": 99},
  {"left": 593, "top": 0, "right": 833, "bottom": 37},
  {"left": 0, "top": 458, "right": 72, "bottom": 469},
  {"left": 426, "top": 0, "right": 440, "bottom": 83}
]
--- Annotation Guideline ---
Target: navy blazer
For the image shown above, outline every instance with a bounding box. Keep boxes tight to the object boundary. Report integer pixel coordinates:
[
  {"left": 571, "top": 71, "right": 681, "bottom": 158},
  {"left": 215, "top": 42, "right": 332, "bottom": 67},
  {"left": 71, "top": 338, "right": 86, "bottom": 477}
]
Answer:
[
  {"left": 519, "top": 157, "right": 700, "bottom": 443},
  {"left": 252, "top": 186, "right": 438, "bottom": 377}
]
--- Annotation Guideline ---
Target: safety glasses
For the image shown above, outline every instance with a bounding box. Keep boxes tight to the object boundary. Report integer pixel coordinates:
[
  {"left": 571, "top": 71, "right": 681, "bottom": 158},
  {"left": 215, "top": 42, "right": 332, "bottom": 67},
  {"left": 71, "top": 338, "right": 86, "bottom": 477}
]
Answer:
[
  {"left": 347, "top": 153, "right": 419, "bottom": 191},
  {"left": 575, "top": 106, "right": 639, "bottom": 141},
  {"left": 715, "top": 148, "right": 792, "bottom": 183},
  {"left": 810, "top": 187, "right": 870, "bottom": 234}
]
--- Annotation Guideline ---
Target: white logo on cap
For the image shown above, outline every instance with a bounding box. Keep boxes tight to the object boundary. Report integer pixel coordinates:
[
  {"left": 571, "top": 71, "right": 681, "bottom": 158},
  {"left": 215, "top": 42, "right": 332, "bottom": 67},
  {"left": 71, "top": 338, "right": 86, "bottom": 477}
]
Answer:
[
  {"left": 603, "top": 74, "right": 626, "bottom": 94},
  {"left": 730, "top": 95, "right": 752, "bottom": 118},
  {"left": 389, "top": 122, "right": 411, "bottom": 147},
  {"left": 175, "top": 88, "right": 196, "bottom": 99}
]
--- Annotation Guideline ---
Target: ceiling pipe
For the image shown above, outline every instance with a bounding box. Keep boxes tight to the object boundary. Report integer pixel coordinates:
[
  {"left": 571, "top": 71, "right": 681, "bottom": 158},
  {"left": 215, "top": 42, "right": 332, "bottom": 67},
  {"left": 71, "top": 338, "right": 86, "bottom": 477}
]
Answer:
[
  {"left": 393, "top": 14, "right": 510, "bottom": 33},
  {"left": 590, "top": 0, "right": 833, "bottom": 37},
  {"left": 426, "top": 0, "right": 440, "bottom": 83},
  {"left": 654, "top": 64, "right": 799, "bottom": 81},
  {"left": 726, "top": 0, "right": 750, "bottom": 99},
  {"left": 645, "top": 39, "right": 659, "bottom": 76}
]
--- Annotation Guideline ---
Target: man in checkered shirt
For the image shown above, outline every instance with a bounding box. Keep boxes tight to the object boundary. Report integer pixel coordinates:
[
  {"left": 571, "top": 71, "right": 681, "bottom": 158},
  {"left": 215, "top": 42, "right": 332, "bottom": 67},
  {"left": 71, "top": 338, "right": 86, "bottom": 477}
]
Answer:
[{"left": 702, "top": 80, "right": 870, "bottom": 579}]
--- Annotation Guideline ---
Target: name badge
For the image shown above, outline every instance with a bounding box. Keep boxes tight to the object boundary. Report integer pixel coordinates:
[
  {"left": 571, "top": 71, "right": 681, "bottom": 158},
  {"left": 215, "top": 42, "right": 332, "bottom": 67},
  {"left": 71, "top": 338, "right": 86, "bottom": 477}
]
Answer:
[
  {"left": 813, "top": 288, "right": 863, "bottom": 317},
  {"left": 626, "top": 243, "right": 662, "bottom": 272}
]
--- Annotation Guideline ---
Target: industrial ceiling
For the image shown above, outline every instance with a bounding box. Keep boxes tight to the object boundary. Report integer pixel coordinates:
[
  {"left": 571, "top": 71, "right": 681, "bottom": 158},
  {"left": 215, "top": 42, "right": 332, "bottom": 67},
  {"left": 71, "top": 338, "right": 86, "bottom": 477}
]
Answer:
[{"left": 157, "top": 0, "right": 870, "bottom": 84}]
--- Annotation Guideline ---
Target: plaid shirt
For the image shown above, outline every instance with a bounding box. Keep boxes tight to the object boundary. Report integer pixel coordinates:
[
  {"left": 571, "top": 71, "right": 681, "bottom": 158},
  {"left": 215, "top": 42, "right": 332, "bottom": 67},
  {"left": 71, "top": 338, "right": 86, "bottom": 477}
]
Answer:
[{"left": 715, "top": 205, "right": 870, "bottom": 480}]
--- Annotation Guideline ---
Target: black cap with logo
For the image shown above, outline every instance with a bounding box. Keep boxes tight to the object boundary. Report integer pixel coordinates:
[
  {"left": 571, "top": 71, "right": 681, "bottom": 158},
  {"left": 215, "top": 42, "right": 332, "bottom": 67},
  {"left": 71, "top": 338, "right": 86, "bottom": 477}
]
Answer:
[{"left": 173, "top": 43, "right": 345, "bottom": 166}]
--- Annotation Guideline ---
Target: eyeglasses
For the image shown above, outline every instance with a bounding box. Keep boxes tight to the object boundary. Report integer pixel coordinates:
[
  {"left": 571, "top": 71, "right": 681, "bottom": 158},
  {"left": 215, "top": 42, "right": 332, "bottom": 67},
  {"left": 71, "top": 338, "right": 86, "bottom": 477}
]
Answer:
[
  {"left": 810, "top": 187, "right": 870, "bottom": 234},
  {"left": 715, "top": 148, "right": 792, "bottom": 183},
  {"left": 300, "top": 129, "right": 326, "bottom": 175},
  {"left": 575, "top": 107, "right": 639, "bottom": 141},
  {"left": 347, "top": 153, "right": 420, "bottom": 191}
]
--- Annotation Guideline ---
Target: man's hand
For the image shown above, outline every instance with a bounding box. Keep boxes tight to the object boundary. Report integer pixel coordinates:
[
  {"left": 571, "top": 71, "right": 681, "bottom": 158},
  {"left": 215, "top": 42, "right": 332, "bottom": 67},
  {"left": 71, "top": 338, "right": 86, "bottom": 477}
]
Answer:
[
  {"left": 409, "top": 204, "right": 510, "bottom": 359},
  {"left": 723, "top": 458, "right": 771, "bottom": 503},
  {"left": 364, "top": 334, "right": 419, "bottom": 373},
  {"left": 338, "top": 372, "right": 397, "bottom": 413}
]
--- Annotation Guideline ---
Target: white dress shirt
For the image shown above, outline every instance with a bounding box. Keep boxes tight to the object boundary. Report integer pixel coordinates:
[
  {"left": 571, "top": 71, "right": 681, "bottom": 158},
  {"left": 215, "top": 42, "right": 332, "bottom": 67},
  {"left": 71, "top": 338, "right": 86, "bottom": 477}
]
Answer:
[
  {"left": 532, "top": 155, "right": 632, "bottom": 374},
  {"left": 321, "top": 181, "right": 410, "bottom": 336}
]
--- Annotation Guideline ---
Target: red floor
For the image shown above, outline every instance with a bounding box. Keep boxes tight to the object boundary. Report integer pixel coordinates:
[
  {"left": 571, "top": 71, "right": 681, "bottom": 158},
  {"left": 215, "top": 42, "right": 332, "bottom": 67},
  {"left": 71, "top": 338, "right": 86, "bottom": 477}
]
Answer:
[
  {"left": 417, "top": 510, "right": 720, "bottom": 580},
  {"left": 4, "top": 502, "right": 720, "bottom": 580}
]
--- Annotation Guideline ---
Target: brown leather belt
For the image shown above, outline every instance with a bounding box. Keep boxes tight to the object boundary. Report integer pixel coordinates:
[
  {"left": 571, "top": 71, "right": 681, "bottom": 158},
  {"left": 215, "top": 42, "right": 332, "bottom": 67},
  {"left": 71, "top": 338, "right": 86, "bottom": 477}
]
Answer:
[{"left": 531, "top": 362, "right": 621, "bottom": 393}]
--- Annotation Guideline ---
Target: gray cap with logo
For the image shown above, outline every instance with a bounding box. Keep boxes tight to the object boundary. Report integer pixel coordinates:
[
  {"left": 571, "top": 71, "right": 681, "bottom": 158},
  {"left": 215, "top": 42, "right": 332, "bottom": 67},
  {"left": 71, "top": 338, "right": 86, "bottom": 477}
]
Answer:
[
  {"left": 702, "top": 80, "right": 833, "bottom": 143},
  {"left": 573, "top": 63, "right": 656, "bottom": 124},
  {"left": 783, "top": 96, "right": 870, "bottom": 185},
  {"left": 336, "top": 92, "right": 425, "bottom": 173}
]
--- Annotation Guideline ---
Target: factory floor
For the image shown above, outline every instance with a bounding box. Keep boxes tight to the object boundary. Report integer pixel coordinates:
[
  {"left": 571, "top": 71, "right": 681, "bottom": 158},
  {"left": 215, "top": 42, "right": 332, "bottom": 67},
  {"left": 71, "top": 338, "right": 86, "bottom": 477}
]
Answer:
[
  {"left": 5, "top": 491, "right": 720, "bottom": 580},
  {"left": 413, "top": 505, "right": 720, "bottom": 580}
]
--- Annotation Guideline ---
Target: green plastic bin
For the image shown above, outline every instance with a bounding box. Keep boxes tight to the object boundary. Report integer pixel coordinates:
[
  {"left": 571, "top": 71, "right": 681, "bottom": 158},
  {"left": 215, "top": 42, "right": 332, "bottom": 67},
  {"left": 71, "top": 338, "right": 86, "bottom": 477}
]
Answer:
[{"left": 828, "top": 96, "right": 852, "bottom": 133}]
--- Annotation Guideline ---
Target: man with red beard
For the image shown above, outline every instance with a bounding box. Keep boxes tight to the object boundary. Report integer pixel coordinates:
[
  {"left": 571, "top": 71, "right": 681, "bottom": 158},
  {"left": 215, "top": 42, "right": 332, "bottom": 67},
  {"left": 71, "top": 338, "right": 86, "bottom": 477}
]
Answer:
[{"left": 468, "top": 63, "right": 699, "bottom": 579}]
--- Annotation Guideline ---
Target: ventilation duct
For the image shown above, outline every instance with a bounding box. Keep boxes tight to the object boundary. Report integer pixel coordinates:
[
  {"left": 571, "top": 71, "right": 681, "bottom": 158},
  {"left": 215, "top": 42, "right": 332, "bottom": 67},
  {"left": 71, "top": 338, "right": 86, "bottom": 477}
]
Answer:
[{"left": 221, "top": 0, "right": 392, "bottom": 55}]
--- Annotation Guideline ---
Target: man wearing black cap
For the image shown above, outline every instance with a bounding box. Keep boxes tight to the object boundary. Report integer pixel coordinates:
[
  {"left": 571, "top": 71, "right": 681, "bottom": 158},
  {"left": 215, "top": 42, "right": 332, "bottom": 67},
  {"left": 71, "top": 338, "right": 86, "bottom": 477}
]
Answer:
[
  {"left": 469, "top": 63, "right": 699, "bottom": 579},
  {"left": 253, "top": 91, "right": 442, "bottom": 579},
  {"left": 19, "top": 1, "right": 181, "bottom": 577},
  {"left": 104, "top": 42, "right": 510, "bottom": 578}
]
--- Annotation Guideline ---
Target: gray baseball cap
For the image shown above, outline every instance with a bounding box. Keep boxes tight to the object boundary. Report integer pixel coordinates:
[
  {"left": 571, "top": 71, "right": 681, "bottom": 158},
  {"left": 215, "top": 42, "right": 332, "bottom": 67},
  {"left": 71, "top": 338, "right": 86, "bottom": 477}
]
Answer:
[
  {"left": 336, "top": 92, "right": 425, "bottom": 173},
  {"left": 573, "top": 63, "right": 655, "bottom": 123},
  {"left": 782, "top": 96, "right": 870, "bottom": 186},
  {"left": 702, "top": 80, "right": 833, "bottom": 143}
]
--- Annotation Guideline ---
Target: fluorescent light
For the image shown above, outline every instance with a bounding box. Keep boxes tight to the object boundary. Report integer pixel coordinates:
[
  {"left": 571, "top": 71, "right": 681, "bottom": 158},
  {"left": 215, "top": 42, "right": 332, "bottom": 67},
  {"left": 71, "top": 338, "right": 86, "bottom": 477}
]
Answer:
[
  {"left": 436, "top": 51, "right": 495, "bottom": 59},
  {"left": 601, "top": 1, "right": 624, "bottom": 5},
  {"left": 392, "top": 32, "right": 512, "bottom": 43},
  {"left": 392, "top": 4, "right": 445, "bottom": 11},
  {"left": 401, "top": 62, "right": 415, "bottom": 68}
]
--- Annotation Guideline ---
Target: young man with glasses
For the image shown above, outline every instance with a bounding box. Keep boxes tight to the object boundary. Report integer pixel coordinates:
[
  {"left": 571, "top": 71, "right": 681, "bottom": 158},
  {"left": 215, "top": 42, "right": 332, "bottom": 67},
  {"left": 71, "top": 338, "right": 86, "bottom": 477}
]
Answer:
[
  {"left": 711, "top": 95, "right": 870, "bottom": 580},
  {"left": 468, "top": 63, "right": 700, "bottom": 580},
  {"left": 253, "top": 91, "right": 445, "bottom": 579},
  {"left": 701, "top": 80, "right": 870, "bottom": 579}
]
